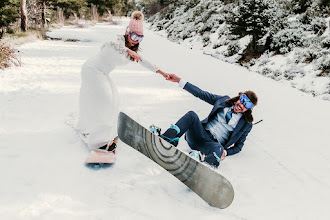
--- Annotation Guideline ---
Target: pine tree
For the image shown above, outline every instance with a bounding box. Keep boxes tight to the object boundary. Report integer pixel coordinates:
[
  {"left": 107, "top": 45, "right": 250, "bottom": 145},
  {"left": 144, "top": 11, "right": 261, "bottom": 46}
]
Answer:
[
  {"left": 38, "top": 0, "right": 49, "bottom": 27},
  {"left": 229, "top": 0, "right": 271, "bottom": 60},
  {"left": 319, "top": 0, "right": 330, "bottom": 8},
  {"left": 87, "top": 0, "right": 120, "bottom": 16},
  {"left": 122, "top": 0, "right": 137, "bottom": 16},
  {"left": 0, "top": 0, "right": 20, "bottom": 38},
  {"left": 52, "top": 0, "right": 88, "bottom": 18},
  {"left": 292, "top": 0, "right": 312, "bottom": 14}
]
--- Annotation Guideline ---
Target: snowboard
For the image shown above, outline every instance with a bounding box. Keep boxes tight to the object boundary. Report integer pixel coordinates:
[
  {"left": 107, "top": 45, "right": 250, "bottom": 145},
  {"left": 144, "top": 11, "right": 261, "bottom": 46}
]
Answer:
[
  {"left": 84, "top": 137, "right": 118, "bottom": 169},
  {"left": 117, "top": 112, "right": 234, "bottom": 209}
]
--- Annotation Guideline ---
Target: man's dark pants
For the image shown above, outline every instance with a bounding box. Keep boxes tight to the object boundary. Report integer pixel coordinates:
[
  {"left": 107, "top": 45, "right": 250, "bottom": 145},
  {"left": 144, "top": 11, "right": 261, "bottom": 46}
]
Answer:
[{"left": 175, "top": 111, "right": 224, "bottom": 166}]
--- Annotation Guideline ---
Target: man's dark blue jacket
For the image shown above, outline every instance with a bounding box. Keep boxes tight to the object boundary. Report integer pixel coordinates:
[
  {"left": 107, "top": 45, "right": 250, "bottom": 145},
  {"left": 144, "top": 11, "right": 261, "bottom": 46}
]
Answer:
[{"left": 183, "top": 82, "right": 253, "bottom": 156}]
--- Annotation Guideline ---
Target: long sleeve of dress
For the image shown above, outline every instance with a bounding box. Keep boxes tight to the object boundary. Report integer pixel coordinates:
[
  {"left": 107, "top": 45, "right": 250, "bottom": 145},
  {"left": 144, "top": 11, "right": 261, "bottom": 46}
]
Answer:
[
  {"left": 103, "top": 35, "right": 159, "bottom": 73},
  {"left": 110, "top": 35, "right": 158, "bottom": 72},
  {"left": 139, "top": 56, "right": 159, "bottom": 72}
]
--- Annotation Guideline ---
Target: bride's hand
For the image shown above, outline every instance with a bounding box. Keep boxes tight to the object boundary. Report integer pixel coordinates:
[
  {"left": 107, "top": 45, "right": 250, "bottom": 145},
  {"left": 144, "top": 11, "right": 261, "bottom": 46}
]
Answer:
[
  {"left": 156, "top": 70, "right": 170, "bottom": 79},
  {"left": 126, "top": 49, "right": 142, "bottom": 62}
]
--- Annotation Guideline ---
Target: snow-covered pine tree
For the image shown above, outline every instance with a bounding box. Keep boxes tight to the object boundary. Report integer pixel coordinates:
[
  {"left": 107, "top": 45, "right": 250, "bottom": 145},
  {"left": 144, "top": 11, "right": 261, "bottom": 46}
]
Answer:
[
  {"left": 292, "top": 0, "right": 313, "bottom": 14},
  {"left": 229, "top": 0, "right": 271, "bottom": 61}
]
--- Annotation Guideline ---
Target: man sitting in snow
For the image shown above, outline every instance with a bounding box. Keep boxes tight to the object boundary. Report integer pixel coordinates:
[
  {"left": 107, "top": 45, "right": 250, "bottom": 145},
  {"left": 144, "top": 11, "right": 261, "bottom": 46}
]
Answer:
[{"left": 159, "top": 73, "right": 258, "bottom": 168}]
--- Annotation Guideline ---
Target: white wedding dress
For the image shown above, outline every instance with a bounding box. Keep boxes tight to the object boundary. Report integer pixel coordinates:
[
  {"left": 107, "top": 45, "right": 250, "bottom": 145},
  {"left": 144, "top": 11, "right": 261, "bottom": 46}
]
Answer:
[{"left": 76, "top": 35, "right": 158, "bottom": 149}]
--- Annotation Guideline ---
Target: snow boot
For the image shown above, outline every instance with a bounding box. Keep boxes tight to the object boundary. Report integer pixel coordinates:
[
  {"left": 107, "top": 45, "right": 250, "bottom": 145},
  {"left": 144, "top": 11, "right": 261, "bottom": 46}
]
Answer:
[
  {"left": 99, "top": 136, "right": 119, "bottom": 152},
  {"left": 160, "top": 124, "right": 180, "bottom": 147}
]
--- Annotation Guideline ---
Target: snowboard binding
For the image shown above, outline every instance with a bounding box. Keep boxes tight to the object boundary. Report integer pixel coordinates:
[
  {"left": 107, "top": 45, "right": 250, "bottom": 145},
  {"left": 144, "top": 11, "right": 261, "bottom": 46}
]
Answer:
[
  {"left": 150, "top": 124, "right": 180, "bottom": 147},
  {"left": 99, "top": 136, "right": 119, "bottom": 152},
  {"left": 149, "top": 124, "right": 161, "bottom": 136}
]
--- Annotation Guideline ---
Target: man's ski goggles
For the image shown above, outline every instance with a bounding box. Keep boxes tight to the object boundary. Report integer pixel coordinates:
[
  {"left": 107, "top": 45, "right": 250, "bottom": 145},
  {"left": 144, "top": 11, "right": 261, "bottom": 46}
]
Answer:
[
  {"left": 239, "top": 94, "right": 254, "bottom": 109},
  {"left": 126, "top": 26, "right": 144, "bottom": 43}
]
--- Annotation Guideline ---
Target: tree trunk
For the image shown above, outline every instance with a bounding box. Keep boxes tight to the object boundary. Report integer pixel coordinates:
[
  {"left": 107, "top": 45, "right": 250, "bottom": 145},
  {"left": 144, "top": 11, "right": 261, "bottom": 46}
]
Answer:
[
  {"left": 91, "top": 4, "right": 98, "bottom": 21},
  {"left": 21, "top": 0, "right": 27, "bottom": 32},
  {"left": 238, "top": 35, "right": 257, "bottom": 63},
  {"left": 1, "top": 27, "right": 6, "bottom": 38},
  {"left": 56, "top": 7, "right": 64, "bottom": 24},
  {"left": 41, "top": 1, "right": 46, "bottom": 27}
]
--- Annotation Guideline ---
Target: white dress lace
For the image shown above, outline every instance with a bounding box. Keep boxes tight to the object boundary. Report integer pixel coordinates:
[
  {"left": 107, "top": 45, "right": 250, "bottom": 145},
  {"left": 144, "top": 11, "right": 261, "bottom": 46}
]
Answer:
[{"left": 76, "top": 35, "right": 158, "bottom": 149}]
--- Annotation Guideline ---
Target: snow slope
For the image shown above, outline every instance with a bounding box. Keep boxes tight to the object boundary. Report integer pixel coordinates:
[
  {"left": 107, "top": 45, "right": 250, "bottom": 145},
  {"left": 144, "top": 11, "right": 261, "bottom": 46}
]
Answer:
[{"left": 1, "top": 19, "right": 330, "bottom": 220}]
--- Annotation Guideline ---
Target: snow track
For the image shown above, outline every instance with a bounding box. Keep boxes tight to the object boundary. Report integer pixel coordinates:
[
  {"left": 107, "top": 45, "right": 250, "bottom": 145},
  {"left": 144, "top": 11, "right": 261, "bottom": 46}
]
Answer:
[{"left": 1, "top": 20, "right": 330, "bottom": 220}]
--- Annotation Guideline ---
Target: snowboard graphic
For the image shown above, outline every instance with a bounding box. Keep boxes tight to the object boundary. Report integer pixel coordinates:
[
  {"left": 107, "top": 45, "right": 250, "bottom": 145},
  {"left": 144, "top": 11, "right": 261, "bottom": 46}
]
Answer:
[{"left": 117, "top": 112, "right": 234, "bottom": 209}]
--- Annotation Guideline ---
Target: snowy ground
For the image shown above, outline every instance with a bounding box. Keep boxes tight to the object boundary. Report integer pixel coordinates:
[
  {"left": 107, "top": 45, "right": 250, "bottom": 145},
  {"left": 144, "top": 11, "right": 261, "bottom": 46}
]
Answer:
[{"left": 1, "top": 19, "right": 330, "bottom": 220}]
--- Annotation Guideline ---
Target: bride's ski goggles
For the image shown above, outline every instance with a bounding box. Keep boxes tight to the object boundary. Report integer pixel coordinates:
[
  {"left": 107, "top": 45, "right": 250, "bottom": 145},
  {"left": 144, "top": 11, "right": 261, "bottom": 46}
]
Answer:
[
  {"left": 126, "top": 26, "right": 144, "bottom": 43},
  {"left": 239, "top": 94, "right": 254, "bottom": 109}
]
